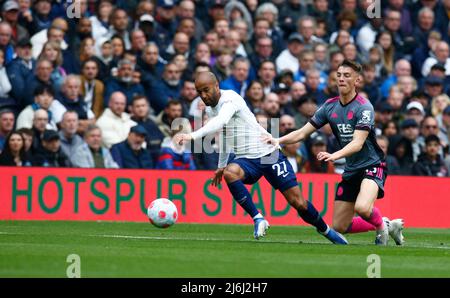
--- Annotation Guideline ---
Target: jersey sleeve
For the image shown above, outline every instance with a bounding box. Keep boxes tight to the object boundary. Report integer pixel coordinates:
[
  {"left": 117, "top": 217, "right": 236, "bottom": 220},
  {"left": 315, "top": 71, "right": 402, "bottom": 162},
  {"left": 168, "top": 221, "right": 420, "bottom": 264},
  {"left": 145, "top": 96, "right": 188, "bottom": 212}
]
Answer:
[
  {"left": 354, "top": 104, "right": 375, "bottom": 131},
  {"left": 309, "top": 105, "right": 328, "bottom": 129},
  {"left": 190, "top": 100, "right": 237, "bottom": 140}
]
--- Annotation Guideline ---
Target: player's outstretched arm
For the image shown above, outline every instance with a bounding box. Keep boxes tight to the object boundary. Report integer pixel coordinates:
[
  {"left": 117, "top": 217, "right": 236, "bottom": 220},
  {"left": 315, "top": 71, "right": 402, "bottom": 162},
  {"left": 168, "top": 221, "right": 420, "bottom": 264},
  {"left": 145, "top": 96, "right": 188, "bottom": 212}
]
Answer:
[
  {"left": 279, "top": 122, "right": 317, "bottom": 145},
  {"left": 317, "top": 130, "right": 369, "bottom": 162}
]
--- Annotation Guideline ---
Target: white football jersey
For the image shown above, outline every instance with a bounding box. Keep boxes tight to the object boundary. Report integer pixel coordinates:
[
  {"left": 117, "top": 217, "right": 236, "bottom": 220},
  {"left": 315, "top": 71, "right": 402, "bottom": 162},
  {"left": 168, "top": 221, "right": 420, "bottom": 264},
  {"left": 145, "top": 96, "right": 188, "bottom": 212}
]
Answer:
[{"left": 190, "top": 90, "right": 277, "bottom": 168}]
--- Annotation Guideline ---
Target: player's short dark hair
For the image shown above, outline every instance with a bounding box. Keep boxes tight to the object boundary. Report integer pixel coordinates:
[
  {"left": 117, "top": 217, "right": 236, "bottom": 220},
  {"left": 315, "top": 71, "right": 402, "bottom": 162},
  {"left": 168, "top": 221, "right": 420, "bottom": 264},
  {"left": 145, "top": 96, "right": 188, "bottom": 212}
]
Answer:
[
  {"left": 425, "top": 134, "right": 440, "bottom": 145},
  {"left": 338, "top": 59, "right": 362, "bottom": 74}
]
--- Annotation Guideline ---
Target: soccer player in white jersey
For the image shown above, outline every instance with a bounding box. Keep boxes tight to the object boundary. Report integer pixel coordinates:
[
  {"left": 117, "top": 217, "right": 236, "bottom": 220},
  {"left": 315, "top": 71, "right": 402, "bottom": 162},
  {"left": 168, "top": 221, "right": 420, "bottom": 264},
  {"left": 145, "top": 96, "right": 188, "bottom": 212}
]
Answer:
[
  {"left": 265, "top": 60, "right": 404, "bottom": 245},
  {"left": 175, "top": 71, "right": 348, "bottom": 244}
]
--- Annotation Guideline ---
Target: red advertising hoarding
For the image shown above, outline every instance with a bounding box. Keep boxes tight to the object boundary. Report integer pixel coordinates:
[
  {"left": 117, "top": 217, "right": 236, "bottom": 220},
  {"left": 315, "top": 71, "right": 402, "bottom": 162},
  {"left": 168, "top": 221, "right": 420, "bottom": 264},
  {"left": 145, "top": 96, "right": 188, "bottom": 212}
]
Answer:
[{"left": 0, "top": 167, "right": 449, "bottom": 228}]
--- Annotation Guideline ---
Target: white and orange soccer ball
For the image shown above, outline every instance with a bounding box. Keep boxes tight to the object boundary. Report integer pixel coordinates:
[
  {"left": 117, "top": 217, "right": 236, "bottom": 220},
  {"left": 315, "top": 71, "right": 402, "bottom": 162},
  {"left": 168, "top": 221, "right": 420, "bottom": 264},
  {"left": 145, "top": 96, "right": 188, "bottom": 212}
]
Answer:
[{"left": 147, "top": 198, "right": 178, "bottom": 228}]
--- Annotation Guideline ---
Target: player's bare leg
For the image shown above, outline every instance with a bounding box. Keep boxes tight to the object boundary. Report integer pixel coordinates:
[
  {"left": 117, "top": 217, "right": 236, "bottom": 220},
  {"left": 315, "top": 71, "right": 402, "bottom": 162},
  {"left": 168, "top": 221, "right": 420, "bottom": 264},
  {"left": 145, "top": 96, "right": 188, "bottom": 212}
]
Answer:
[
  {"left": 354, "top": 179, "right": 389, "bottom": 245},
  {"left": 281, "top": 187, "right": 348, "bottom": 244},
  {"left": 223, "top": 164, "right": 269, "bottom": 240},
  {"left": 332, "top": 201, "right": 356, "bottom": 234}
]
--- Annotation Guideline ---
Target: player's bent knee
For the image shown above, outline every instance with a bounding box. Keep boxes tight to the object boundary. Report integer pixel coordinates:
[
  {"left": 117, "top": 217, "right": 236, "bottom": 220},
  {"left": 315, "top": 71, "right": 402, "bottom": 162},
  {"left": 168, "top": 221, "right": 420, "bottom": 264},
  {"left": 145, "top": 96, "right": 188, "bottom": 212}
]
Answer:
[
  {"left": 354, "top": 203, "right": 372, "bottom": 219},
  {"left": 223, "top": 164, "right": 243, "bottom": 183}
]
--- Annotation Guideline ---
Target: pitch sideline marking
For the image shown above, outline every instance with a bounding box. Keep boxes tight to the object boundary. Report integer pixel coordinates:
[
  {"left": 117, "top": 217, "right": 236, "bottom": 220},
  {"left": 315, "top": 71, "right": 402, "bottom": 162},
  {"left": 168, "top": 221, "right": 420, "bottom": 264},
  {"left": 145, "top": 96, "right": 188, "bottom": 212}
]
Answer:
[{"left": 1, "top": 231, "right": 449, "bottom": 250}]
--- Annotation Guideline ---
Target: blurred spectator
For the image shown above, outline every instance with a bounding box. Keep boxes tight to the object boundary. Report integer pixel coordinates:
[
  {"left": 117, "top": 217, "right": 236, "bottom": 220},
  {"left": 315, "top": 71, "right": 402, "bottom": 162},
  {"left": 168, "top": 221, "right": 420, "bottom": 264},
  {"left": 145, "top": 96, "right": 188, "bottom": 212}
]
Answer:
[
  {"left": 177, "top": 0, "right": 206, "bottom": 43},
  {"left": 2, "top": 0, "right": 29, "bottom": 43},
  {"left": 431, "top": 94, "right": 450, "bottom": 127},
  {"left": 380, "top": 59, "right": 411, "bottom": 99},
  {"left": 58, "top": 75, "right": 95, "bottom": 134},
  {"left": 258, "top": 60, "right": 276, "bottom": 94},
  {"left": 273, "top": 82, "right": 295, "bottom": 116},
  {"left": 96, "top": 91, "right": 136, "bottom": 148},
  {"left": 423, "top": 76, "right": 445, "bottom": 99},
  {"left": 161, "top": 31, "right": 191, "bottom": 62},
  {"left": 129, "top": 95, "right": 164, "bottom": 165},
  {"left": 16, "top": 127, "right": 34, "bottom": 154},
  {"left": 153, "top": 0, "right": 178, "bottom": 52},
  {"left": 278, "top": 0, "right": 307, "bottom": 38},
  {"left": 412, "top": 135, "right": 448, "bottom": 177},
  {"left": 304, "top": 68, "right": 327, "bottom": 104},
  {"left": 58, "top": 110, "right": 84, "bottom": 158},
  {"left": 279, "top": 114, "right": 295, "bottom": 135},
  {"left": 0, "top": 109, "right": 15, "bottom": 151},
  {"left": 106, "top": 8, "right": 131, "bottom": 50},
  {"left": 0, "top": 22, "right": 15, "bottom": 64},
  {"left": 411, "top": 7, "right": 436, "bottom": 47},
  {"left": 254, "top": 2, "right": 284, "bottom": 57},
  {"left": 376, "top": 134, "right": 401, "bottom": 175},
  {"left": 261, "top": 92, "right": 280, "bottom": 119},
  {"left": 0, "top": 130, "right": 31, "bottom": 166},
  {"left": 275, "top": 33, "right": 302, "bottom": 73},
  {"left": 405, "top": 102, "right": 426, "bottom": 129},
  {"left": 294, "top": 49, "right": 327, "bottom": 86},
  {"left": 220, "top": 57, "right": 250, "bottom": 97},
  {"left": 0, "top": 48, "right": 13, "bottom": 112},
  {"left": 104, "top": 58, "right": 145, "bottom": 107},
  {"left": 31, "top": 19, "right": 69, "bottom": 59},
  {"left": 16, "top": 85, "right": 66, "bottom": 130},
  {"left": 290, "top": 81, "right": 307, "bottom": 105},
  {"left": 375, "top": 102, "right": 394, "bottom": 134},
  {"left": 138, "top": 42, "right": 165, "bottom": 93},
  {"left": 244, "top": 79, "right": 264, "bottom": 113},
  {"left": 155, "top": 99, "right": 192, "bottom": 138},
  {"left": 211, "top": 47, "right": 233, "bottom": 81},
  {"left": 248, "top": 36, "right": 274, "bottom": 71},
  {"left": 6, "top": 37, "right": 35, "bottom": 111},
  {"left": 157, "top": 133, "right": 196, "bottom": 170},
  {"left": 411, "top": 30, "right": 442, "bottom": 79},
  {"left": 30, "top": 108, "right": 47, "bottom": 153},
  {"left": 441, "top": 105, "right": 450, "bottom": 149},
  {"left": 111, "top": 124, "right": 153, "bottom": 169},
  {"left": 71, "top": 124, "right": 119, "bottom": 168},
  {"left": 293, "top": 94, "right": 317, "bottom": 129},
  {"left": 38, "top": 40, "right": 66, "bottom": 91},
  {"left": 79, "top": 58, "right": 105, "bottom": 119},
  {"left": 32, "top": 129, "right": 71, "bottom": 167},
  {"left": 422, "top": 41, "right": 450, "bottom": 77},
  {"left": 303, "top": 133, "right": 335, "bottom": 173},
  {"left": 179, "top": 79, "right": 198, "bottom": 119},
  {"left": 90, "top": 0, "right": 113, "bottom": 41},
  {"left": 29, "top": 0, "right": 53, "bottom": 35},
  {"left": 418, "top": 115, "right": 447, "bottom": 153},
  {"left": 151, "top": 62, "right": 183, "bottom": 115},
  {"left": 20, "top": 58, "right": 55, "bottom": 108},
  {"left": 281, "top": 128, "right": 305, "bottom": 173},
  {"left": 296, "top": 16, "right": 323, "bottom": 50},
  {"left": 362, "top": 63, "right": 381, "bottom": 105}
]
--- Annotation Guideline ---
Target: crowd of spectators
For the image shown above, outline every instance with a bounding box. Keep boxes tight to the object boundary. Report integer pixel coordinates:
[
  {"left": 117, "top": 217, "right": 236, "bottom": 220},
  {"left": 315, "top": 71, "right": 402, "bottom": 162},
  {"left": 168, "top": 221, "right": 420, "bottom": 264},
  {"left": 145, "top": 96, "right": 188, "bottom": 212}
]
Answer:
[{"left": 0, "top": 0, "right": 449, "bottom": 177}]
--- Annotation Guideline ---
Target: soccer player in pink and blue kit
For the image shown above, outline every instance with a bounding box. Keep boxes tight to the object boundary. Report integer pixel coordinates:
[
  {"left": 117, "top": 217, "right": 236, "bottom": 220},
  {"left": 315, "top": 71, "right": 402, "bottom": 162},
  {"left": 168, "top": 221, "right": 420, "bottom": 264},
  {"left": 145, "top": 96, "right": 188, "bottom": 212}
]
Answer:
[{"left": 267, "top": 60, "right": 404, "bottom": 245}]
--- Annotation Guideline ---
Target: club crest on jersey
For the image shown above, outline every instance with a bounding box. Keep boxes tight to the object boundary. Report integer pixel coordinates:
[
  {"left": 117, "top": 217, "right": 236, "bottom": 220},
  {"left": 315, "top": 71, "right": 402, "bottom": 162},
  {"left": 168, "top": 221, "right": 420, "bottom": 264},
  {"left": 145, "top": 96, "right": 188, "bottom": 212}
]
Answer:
[{"left": 359, "top": 110, "right": 372, "bottom": 124}]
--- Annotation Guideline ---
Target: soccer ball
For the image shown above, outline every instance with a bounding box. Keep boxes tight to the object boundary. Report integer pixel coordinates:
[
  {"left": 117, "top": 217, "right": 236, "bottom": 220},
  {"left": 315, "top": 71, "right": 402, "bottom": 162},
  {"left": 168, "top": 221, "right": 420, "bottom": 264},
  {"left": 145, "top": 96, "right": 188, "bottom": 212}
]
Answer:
[{"left": 147, "top": 198, "right": 178, "bottom": 228}]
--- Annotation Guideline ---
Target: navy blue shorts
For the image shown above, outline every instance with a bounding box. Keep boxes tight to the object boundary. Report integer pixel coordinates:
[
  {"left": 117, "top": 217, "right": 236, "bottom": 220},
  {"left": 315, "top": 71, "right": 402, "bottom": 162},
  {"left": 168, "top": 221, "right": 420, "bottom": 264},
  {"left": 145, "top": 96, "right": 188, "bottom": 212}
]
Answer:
[
  {"left": 335, "top": 163, "right": 387, "bottom": 203},
  {"left": 229, "top": 150, "right": 298, "bottom": 192}
]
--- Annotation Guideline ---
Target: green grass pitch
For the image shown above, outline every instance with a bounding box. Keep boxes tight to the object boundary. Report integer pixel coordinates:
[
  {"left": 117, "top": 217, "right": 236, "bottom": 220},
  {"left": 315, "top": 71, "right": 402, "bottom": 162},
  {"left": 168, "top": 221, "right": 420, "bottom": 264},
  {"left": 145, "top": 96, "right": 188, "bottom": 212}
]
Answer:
[{"left": 0, "top": 220, "right": 449, "bottom": 277}]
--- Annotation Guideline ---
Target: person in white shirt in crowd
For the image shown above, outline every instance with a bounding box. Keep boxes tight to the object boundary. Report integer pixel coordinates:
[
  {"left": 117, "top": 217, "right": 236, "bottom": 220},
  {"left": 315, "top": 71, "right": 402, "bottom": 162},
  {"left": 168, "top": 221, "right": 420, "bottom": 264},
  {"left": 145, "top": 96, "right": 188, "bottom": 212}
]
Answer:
[
  {"left": 96, "top": 91, "right": 136, "bottom": 148},
  {"left": 16, "top": 85, "right": 66, "bottom": 130}
]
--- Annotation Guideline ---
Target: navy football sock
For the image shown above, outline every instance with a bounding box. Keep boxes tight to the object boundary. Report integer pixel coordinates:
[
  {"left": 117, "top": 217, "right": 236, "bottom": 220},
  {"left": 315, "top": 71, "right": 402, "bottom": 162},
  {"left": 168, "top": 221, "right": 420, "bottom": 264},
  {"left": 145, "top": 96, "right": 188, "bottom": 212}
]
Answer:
[
  {"left": 297, "top": 201, "right": 328, "bottom": 233},
  {"left": 227, "top": 180, "right": 259, "bottom": 218}
]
